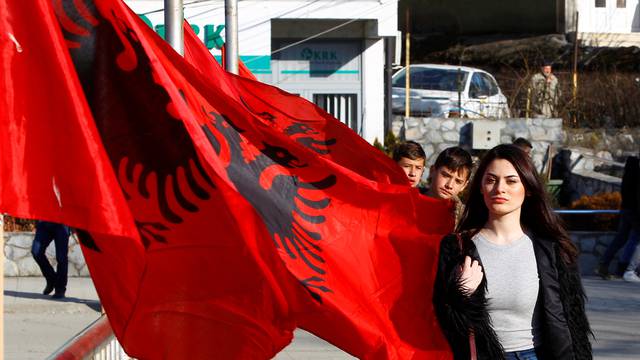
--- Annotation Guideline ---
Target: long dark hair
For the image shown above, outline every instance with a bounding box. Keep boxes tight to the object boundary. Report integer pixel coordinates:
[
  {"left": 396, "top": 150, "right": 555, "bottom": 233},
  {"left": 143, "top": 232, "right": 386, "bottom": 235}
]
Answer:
[{"left": 456, "top": 144, "right": 578, "bottom": 264}]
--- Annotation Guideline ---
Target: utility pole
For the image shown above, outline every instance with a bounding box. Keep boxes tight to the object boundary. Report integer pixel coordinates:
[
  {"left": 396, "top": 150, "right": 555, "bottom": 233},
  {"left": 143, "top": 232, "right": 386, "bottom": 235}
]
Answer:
[
  {"left": 164, "top": 0, "right": 184, "bottom": 55},
  {"left": 404, "top": 8, "right": 411, "bottom": 118},
  {"left": 572, "top": 11, "right": 580, "bottom": 127},
  {"left": 384, "top": 38, "right": 394, "bottom": 138},
  {"left": 225, "top": 0, "right": 239, "bottom": 74}
]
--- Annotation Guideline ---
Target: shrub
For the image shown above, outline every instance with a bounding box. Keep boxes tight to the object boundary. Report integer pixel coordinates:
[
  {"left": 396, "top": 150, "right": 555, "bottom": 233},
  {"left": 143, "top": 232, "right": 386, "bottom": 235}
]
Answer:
[
  {"left": 2, "top": 216, "right": 36, "bottom": 232},
  {"left": 373, "top": 131, "right": 400, "bottom": 158},
  {"left": 562, "top": 192, "right": 621, "bottom": 231}
]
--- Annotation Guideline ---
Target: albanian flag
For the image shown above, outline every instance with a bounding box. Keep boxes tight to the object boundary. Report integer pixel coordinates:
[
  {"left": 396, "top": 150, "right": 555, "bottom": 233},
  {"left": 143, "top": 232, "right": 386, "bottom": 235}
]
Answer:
[
  {"left": 179, "top": 18, "right": 453, "bottom": 359},
  {"left": 0, "top": 0, "right": 135, "bottom": 238},
  {"left": 2, "top": 0, "right": 454, "bottom": 359},
  {"left": 3, "top": 1, "right": 309, "bottom": 358}
]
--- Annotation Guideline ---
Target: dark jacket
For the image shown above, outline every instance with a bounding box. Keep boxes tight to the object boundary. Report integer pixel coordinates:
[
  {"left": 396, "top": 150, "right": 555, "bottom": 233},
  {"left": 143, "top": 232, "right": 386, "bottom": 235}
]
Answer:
[
  {"left": 620, "top": 156, "right": 639, "bottom": 211},
  {"left": 433, "top": 232, "right": 592, "bottom": 360}
]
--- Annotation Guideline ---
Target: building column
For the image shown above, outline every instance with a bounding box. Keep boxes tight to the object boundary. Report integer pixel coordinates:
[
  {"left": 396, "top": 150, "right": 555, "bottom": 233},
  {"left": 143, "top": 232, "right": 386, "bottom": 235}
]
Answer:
[{"left": 361, "top": 38, "right": 385, "bottom": 144}]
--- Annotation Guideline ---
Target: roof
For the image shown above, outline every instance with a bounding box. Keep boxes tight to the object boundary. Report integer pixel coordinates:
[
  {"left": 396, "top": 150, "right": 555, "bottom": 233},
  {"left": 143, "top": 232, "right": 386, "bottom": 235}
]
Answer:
[{"left": 402, "top": 63, "right": 487, "bottom": 73}]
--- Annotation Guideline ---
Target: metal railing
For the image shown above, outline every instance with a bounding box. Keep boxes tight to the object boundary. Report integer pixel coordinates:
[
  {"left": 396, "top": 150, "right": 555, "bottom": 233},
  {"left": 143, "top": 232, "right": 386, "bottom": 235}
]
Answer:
[
  {"left": 554, "top": 209, "right": 621, "bottom": 215},
  {"left": 48, "top": 315, "right": 131, "bottom": 360}
]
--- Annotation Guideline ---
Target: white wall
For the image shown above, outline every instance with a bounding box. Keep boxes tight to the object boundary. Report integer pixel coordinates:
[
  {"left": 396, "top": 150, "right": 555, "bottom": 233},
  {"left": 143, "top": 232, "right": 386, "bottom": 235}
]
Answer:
[
  {"left": 577, "top": 0, "right": 640, "bottom": 33},
  {"left": 361, "top": 39, "right": 385, "bottom": 143},
  {"left": 126, "top": 0, "right": 398, "bottom": 57}
]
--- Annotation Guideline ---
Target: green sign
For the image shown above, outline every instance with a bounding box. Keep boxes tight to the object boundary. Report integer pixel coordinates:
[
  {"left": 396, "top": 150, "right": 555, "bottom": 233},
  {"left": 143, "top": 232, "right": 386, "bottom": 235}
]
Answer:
[
  {"left": 301, "top": 47, "right": 338, "bottom": 61},
  {"left": 138, "top": 14, "right": 224, "bottom": 50}
]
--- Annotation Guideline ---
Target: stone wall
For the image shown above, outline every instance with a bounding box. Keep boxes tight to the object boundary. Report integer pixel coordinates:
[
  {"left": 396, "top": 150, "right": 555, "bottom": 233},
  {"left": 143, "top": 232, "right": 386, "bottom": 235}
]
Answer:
[
  {"left": 565, "top": 127, "right": 640, "bottom": 159},
  {"left": 572, "top": 231, "right": 618, "bottom": 276},
  {"left": 564, "top": 171, "right": 621, "bottom": 204},
  {"left": 3, "top": 232, "right": 89, "bottom": 277},
  {"left": 392, "top": 116, "right": 564, "bottom": 178}
]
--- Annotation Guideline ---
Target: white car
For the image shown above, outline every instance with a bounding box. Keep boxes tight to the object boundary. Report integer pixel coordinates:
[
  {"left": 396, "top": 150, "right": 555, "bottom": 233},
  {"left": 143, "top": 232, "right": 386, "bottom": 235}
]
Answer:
[{"left": 392, "top": 64, "right": 511, "bottom": 118}]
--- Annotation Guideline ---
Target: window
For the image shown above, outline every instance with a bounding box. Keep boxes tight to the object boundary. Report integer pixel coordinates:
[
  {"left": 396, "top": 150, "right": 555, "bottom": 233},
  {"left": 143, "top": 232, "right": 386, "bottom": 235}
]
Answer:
[
  {"left": 314, "top": 94, "right": 358, "bottom": 132},
  {"left": 617, "top": 0, "right": 625, "bottom": 7},
  {"left": 595, "top": 0, "right": 606, "bottom": 7},
  {"left": 392, "top": 68, "right": 468, "bottom": 92},
  {"left": 479, "top": 73, "right": 500, "bottom": 96},
  {"left": 469, "top": 73, "right": 491, "bottom": 98}
]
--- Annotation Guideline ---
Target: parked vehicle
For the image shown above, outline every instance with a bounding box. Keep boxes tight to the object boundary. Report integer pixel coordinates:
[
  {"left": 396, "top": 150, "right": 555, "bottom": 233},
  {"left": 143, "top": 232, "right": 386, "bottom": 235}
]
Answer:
[{"left": 391, "top": 64, "right": 511, "bottom": 118}]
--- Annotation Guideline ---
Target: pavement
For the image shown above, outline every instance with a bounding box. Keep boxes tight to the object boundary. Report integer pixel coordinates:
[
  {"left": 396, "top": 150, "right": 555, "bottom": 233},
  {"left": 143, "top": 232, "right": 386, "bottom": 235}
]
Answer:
[
  {"left": 3, "top": 276, "right": 639, "bottom": 359},
  {"left": 3, "top": 277, "right": 102, "bottom": 360}
]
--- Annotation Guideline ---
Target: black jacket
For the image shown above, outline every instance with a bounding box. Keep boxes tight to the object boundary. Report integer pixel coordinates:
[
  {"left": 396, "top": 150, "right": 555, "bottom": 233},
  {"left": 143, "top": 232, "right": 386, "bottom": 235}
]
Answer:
[
  {"left": 433, "top": 232, "right": 592, "bottom": 360},
  {"left": 620, "top": 156, "right": 639, "bottom": 211}
]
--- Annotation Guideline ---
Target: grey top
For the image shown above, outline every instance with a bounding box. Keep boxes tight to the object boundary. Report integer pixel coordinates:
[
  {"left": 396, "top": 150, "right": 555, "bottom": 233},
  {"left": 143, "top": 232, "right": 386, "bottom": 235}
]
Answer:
[{"left": 472, "top": 232, "right": 541, "bottom": 352}]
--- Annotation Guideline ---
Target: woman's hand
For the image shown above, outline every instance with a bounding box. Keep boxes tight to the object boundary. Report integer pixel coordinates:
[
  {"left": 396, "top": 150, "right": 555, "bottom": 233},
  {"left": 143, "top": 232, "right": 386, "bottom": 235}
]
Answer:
[{"left": 459, "top": 256, "right": 483, "bottom": 295}]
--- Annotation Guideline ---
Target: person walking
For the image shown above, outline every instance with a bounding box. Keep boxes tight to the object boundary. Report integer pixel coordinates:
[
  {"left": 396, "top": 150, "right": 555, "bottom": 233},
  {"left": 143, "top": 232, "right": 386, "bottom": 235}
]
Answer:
[
  {"left": 622, "top": 160, "right": 640, "bottom": 283},
  {"left": 433, "top": 144, "right": 591, "bottom": 359},
  {"left": 596, "top": 155, "right": 639, "bottom": 279},
  {"left": 31, "top": 220, "right": 71, "bottom": 299}
]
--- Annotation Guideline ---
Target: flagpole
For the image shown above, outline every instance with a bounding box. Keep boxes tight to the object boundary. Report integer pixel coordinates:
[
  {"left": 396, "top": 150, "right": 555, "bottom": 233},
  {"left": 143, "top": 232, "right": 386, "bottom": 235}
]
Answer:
[
  {"left": 165, "top": 0, "right": 184, "bottom": 55},
  {"left": 225, "top": 0, "right": 239, "bottom": 74}
]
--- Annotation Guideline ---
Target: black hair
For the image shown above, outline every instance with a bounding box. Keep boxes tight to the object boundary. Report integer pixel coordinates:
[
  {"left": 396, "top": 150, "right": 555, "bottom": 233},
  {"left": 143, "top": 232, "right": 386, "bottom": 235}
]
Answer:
[
  {"left": 512, "top": 137, "right": 533, "bottom": 150},
  {"left": 457, "top": 144, "right": 578, "bottom": 264},
  {"left": 393, "top": 141, "right": 426, "bottom": 162},
  {"left": 432, "top": 146, "right": 472, "bottom": 179}
]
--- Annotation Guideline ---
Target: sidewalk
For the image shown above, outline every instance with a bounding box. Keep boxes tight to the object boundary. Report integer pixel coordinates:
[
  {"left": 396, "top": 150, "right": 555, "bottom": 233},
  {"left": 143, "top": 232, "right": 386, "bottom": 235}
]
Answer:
[
  {"left": 4, "top": 276, "right": 639, "bottom": 359},
  {"left": 3, "top": 277, "right": 102, "bottom": 360}
]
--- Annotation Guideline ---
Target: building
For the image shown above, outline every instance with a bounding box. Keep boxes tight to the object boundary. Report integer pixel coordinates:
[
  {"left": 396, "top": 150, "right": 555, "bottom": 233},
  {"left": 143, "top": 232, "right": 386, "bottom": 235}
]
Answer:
[
  {"left": 401, "top": 0, "right": 640, "bottom": 47},
  {"left": 125, "top": 0, "right": 399, "bottom": 144},
  {"left": 576, "top": 0, "right": 640, "bottom": 46}
]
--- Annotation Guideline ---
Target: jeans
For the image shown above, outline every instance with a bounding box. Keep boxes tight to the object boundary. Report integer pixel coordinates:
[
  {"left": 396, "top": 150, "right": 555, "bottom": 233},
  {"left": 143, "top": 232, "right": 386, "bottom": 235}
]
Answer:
[
  {"left": 600, "top": 209, "right": 639, "bottom": 269},
  {"left": 31, "top": 221, "right": 70, "bottom": 293},
  {"left": 619, "top": 229, "right": 639, "bottom": 266},
  {"left": 627, "top": 240, "right": 640, "bottom": 272},
  {"left": 505, "top": 348, "right": 540, "bottom": 360}
]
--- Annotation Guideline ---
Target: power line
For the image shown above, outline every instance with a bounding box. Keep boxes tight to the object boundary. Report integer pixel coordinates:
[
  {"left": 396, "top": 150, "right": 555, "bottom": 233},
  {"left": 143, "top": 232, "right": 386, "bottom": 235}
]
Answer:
[
  {"left": 238, "top": 0, "right": 325, "bottom": 32},
  {"left": 139, "top": 0, "right": 213, "bottom": 16},
  {"left": 135, "top": 0, "right": 396, "bottom": 62},
  {"left": 244, "top": 0, "right": 395, "bottom": 64}
]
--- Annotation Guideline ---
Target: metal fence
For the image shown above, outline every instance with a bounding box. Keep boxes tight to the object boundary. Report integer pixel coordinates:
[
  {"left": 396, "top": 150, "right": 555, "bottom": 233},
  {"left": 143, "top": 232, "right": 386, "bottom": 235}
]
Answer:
[{"left": 48, "top": 315, "right": 131, "bottom": 360}]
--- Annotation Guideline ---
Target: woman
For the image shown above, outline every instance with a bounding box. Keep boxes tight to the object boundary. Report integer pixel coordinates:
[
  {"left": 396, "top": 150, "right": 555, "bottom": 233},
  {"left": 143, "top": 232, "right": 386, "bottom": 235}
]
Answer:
[{"left": 433, "top": 144, "right": 592, "bottom": 360}]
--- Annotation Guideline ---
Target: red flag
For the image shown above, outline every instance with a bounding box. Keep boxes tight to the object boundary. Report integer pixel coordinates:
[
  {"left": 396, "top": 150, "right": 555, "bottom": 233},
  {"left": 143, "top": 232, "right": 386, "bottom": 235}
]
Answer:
[
  {"left": 3, "top": 1, "right": 310, "bottom": 359},
  {"left": 179, "top": 16, "right": 455, "bottom": 359},
  {"left": 0, "top": 0, "right": 136, "bottom": 238},
  {"left": 183, "top": 27, "right": 410, "bottom": 186},
  {"left": 4, "top": 0, "right": 454, "bottom": 358}
]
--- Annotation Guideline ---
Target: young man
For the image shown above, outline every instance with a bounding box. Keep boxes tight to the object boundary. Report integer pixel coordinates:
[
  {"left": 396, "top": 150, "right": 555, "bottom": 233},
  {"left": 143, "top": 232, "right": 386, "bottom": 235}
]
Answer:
[
  {"left": 425, "top": 146, "right": 473, "bottom": 225},
  {"left": 393, "top": 141, "right": 426, "bottom": 188},
  {"left": 426, "top": 146, "right": 473, "bottom": 200},
  {"left": 513, "top": 137, "right": 533, "bottom": 156}
]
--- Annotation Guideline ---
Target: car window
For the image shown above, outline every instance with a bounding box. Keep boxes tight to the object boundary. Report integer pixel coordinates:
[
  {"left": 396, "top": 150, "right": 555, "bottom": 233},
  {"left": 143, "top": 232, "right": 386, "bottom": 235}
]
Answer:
[
  {"left": 469, "top": 73, "right": 489, "bottom": 98},
  {"left": 479, "top": 73, "right": 499, "bottom": 96},
  {"left": 392, "top": 68, "right": 468, "bottom": 92}
]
